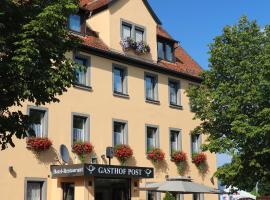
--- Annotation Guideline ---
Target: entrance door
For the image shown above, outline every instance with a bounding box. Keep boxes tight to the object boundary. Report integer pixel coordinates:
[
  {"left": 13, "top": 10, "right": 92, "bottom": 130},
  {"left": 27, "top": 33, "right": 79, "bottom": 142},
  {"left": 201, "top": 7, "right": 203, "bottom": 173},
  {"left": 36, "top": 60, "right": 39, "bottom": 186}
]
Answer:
[{"left": 95, "top": 178, "right": 131, "bottom": 200}]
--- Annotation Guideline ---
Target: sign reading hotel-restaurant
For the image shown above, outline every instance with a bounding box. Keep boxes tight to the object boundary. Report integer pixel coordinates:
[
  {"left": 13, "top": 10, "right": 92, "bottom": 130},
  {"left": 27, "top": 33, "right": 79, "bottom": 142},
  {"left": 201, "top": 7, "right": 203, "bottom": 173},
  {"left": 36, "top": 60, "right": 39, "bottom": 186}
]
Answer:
[{"left": 51, "top": 164, "right": 154, "bottom": 179}]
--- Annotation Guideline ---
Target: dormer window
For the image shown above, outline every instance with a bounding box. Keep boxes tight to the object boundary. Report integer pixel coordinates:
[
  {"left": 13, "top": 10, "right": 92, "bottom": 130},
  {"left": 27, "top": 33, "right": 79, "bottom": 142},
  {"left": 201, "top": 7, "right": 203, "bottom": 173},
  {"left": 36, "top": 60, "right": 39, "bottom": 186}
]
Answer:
[
  {"left": 158, "top": 40, "right": 174, "bottom": 63},
  {"left": 69, "top": 14, "right": 81, "bottom": 32}
]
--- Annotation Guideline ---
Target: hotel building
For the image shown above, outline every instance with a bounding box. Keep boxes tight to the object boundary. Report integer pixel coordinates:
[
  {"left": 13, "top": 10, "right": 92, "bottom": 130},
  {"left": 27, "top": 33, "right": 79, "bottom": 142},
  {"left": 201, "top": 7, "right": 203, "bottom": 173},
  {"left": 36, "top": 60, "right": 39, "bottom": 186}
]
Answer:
[{"left": 0, "top": 0, "right": 218, "bottom": 199}]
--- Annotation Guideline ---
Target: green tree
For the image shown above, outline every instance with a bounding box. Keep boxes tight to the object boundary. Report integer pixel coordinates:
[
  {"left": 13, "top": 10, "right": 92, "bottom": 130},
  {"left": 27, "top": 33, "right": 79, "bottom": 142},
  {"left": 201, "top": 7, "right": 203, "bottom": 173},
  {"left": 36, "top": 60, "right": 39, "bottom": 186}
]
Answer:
[
  {"left": 163, "top": 192, "right": 176, "bottom": 200},
  {"left": 187, "top": 16, "right": 270, "bottom": 191},
  {"left": 0, "top": 0, "right": 81, "bottom": 150}
]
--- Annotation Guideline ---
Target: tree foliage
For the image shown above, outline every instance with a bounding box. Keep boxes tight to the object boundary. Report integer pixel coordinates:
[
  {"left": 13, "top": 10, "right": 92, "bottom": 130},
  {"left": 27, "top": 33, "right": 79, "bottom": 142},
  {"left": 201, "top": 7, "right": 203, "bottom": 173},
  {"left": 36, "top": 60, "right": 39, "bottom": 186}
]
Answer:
[
  {"left": 187, "top": 16, "right": 270, "bottom": 191},
  {"left": 163, "top": 192, "right": 176, "bottom": 200},
  {"left": 0, "top": 0, "right": 81, "bottom": 149}
]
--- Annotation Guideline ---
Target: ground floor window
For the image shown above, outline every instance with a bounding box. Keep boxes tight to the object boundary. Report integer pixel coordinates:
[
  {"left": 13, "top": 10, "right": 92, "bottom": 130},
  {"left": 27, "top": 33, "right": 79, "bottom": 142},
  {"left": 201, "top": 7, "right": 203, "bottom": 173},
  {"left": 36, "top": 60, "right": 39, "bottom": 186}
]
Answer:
[
  {"left": 193, "top": 193, "right": 204, "bottom": 200},
  {"left": 62, "top": 183, "right": 75, "bottom": 200},
  {"left": 147, "top": 191, "right": 161, "bottom": 200},
  {"left": 25, "top": 179, "right": 46, "bottom": 200}
]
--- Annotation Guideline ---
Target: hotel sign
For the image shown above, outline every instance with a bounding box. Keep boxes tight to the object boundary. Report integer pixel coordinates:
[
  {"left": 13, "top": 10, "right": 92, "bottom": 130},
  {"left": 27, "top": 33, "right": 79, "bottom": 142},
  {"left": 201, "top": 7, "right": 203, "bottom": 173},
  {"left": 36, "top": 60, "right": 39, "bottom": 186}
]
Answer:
[{"left": 51, "top": 164, "right": 154, "bottom": 179}]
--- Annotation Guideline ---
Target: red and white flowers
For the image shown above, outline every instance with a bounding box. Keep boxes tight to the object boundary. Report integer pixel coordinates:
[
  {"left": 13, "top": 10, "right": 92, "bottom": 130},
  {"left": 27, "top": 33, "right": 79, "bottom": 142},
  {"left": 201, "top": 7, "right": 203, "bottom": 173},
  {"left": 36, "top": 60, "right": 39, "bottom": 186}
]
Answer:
[
  {"left": 114, "top": 144, "right": 133, "bottom": 165},
  {"left": 147, "top": 148, "right": 165, "bottom": 163},
  {"left": 72, "top": 142, "right": 93, "bottom": 162},
  {"left": 26, "top": 137, "right": 52, "bottom": 151},
  {"left": 192, "top": 153, "right": 208, "bottom": 173},
  {"left": 171, "top": 151, "right": 188, "bottom": 175}
]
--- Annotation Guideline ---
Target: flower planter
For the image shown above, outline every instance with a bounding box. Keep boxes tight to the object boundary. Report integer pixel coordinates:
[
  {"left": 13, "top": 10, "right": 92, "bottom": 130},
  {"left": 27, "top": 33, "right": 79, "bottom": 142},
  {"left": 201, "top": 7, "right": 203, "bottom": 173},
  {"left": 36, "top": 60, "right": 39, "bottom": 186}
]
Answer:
[
  {"left": 72, "top": 142, "right": 93, "bottom": 162},
  {"left": 171, "top": 151, "right": 188, "bottom": 175},
  {"left": 114, "top": 144, "right": 133, "bottom": 165},
  {"left": 120, "top": 37, "right": 150, "bottom": 55},
  {"left": 26, "top": 137, "right": 52, "bottom": 152},
  {"left": 147, "top": 148, "right": 165, "bottom": 163},
  {"left": 192, "top": 152, "right": 208, "bottom": 173}
]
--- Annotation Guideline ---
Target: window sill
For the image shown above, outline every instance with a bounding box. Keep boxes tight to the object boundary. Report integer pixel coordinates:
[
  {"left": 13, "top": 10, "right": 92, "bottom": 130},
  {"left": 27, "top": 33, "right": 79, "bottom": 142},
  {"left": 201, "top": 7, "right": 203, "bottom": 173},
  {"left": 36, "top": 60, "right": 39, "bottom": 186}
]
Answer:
[
  {"left": 146, "top": 98, "right": 160, "bottom": 105},
  {"left": 69, "top": 30, "right": 85, "bottom": 37},
  {"left": 73, "top": 84, "right": 92, "bottom": 91},
  {"left": 113, "top": 92, "right": 130, "bottom": 99},
  {"left": 169, "top": 104, "right": 183, "bottom": 110}
]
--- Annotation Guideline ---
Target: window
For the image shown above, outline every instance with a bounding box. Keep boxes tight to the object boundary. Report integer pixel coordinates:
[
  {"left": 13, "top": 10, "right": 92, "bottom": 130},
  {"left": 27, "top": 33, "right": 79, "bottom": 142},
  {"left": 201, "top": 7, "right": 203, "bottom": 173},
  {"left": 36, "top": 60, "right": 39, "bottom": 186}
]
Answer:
[
  {"left": 72, "top": 114, "right": 89, "bottom": 144},
  {"left": 169, "top": 80, "right": 181, "bottom": 106},
  {"left": 146, "top": 126, "right": 159, "bottom": 151},
  {"left": 157, "top": 40, "right": 174, "bottom": 62},
  {"left": 170, "top": 129, "right": 181, "bottom": 154},
  {"left": 193, "top": 194, "right": 204, "bottom": 200},
  {"left": 174, "top": 194, "right": 184, "bottom": 200},
  {"left": 147, "top": 192, "right": 161, "bottom": 200},
  {"left": 25, "top": 180, "right": 46, "bottom": 200},
  {"left": 113, "top": 121, "right": 128, "bottom": 146},
  {"left": 145, "top": 74, "right": 158, "bottom": 101},
  {"left": 68, "top": 14, "right": 81, "bottom": 32},
  {"left": 122, "top": 23, "right": 132, "bottom": 39},
  {"left": 135, "top": 27, "right": 144, "bottom": 42},
  {"left": 113, "top": 65, "right": 128, "bottom": 95},
  {"left": 28, "top": 108, "right": 48, "bottom": 138},
  {"left": 191, "top": 134, "right": 202, "bottom": 154},
  {"left": 62, "top": 183, "right": 75, "bottom": 200},
  {"left": 74, "top": 56, "right": 90, "bottom": 87}
]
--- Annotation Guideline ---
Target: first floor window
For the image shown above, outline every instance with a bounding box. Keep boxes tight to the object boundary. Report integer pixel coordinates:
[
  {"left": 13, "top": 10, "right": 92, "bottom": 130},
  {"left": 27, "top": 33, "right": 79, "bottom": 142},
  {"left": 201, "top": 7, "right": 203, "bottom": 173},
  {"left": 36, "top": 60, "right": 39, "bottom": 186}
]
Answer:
[
  {"left": 62, "top": 183, "right": 75, "bottom": 200},
  {"left": 74, "top": 57, "right": 88, "bottom": 86},
  {"left": 73, "top": 115, "right": 88, "bottom": 143},
  {"left": 113, "top": 66, "right": 127, "bottom": 94},
  {"left": 146, "top": 126, "right": 158, "bottom": 151},
  {"left": 26, "top": 181, "right": 44, "bottom": 200},
  {"left": 191, "top": 134, "right": 202, "bottom": 154},
  {"left": 113, "top": 121, "right": 127, "bottom": 146},
  {"left": 145, "top": 74, "right": 158, "bottom": 101},
  {"left": 170, "top": 130, "right": 181, "bottom": 153},
  {"left": 29, "top": 108, "right": 47, "bottom": 138},
  {"left": 68, "top": 14, "right": 81, "bottom": 32}
]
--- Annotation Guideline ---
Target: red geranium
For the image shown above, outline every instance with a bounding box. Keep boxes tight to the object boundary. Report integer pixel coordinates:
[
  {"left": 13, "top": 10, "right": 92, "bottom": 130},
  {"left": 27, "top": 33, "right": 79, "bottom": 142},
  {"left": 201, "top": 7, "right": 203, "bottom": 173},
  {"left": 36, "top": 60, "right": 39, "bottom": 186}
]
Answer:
[
  {"left": 26, "top": 137, "right": 52, "bottom": 151},
  {"left": 114, "top": 144, "right": 133, "bottom": 165},
  {"left": 171, "top": 151, "right": 187, "bottom": 163},
  {"left": 192, "top": 153, "right": 207, "bottom": 165},
  {"left": 72, "top": 142, "right": 93, "bottom": 162},
  {"left": 147, "top": 148, "right": 165, "bottom": 163}
]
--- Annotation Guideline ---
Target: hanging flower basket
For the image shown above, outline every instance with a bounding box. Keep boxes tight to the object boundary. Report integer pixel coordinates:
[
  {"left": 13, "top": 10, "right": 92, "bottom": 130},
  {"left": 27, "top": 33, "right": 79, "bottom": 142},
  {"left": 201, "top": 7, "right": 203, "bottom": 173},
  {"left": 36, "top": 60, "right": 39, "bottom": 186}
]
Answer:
[
  {"left": 26, "top": 137, "right": 52, "bottom": 151},
  {"left": 72, "top": 142, "right": 93, "bottom": 162},
  {"left": 120, "top": 37, "right": 150, "bottom": 55},
  {"left": 147, "top": 148, "right": 165, "bottom": 163},
  {"left": 192, "top": 152, "right": 208, "bottom": 173},
  {"left": 171, "top": 151, "right": 188, "bottom": 176},
  {"left": 114, "top": 144, "right": 133, "bottom": 165}
]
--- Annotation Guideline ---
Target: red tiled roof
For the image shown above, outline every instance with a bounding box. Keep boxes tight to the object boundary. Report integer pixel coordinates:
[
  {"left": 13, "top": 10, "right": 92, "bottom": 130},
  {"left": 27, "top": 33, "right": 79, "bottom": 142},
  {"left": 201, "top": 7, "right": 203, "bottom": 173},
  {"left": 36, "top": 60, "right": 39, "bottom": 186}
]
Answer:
[
  {"left": 81, "top": 35, "right": 109, "bottom": 51},
  {"left": 157, "top": 25, "right": 175, "bottom": 41},
  {"left": 80, "top": 0, "right": 112, "bottom": 11}
]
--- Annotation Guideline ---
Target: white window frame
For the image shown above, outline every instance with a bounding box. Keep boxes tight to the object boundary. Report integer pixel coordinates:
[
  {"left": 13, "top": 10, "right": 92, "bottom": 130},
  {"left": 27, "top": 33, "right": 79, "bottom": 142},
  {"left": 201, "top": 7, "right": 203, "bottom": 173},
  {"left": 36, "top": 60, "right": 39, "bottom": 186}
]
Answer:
[
  {"left": 145, "top": 125, "right": 160, "bottom": 152},
  {"left": 71, "top": 113, "right": 90, "bottom": 145},
  {"left": 112, "top": 119, "right": 128, "bottom": 146},
  {"left": 27, "top": 106, "right": 48, "bottom": 138}
]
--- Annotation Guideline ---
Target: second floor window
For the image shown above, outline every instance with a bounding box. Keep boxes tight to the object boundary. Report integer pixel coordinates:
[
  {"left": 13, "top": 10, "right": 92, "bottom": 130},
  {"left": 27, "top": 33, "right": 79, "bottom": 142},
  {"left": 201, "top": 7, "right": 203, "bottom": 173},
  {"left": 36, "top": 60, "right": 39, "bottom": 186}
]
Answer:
[
  {"left": 113, "top": 65, "right": 127, "bottom": 95},
  {"left": 135, "top": 27, "right": 144, "bottom": 42},
  {"left": 191, "top": 134, "right": 202, "bottom": 154},
  {"left": 145, "top": 74, "right": 158, "bottom": 101},
  {"left": 146, "top": 126, "right": 159, "bottom": 151},
  {"left": 170, "top": 129, "right": 181, "bottom": 154},
  {"left": 74, "top": 57, "right": 89, "bottom": 86},
  {"left": 69, "top": 14, "right": 81, "bottom": 32},
  {"left": 113, "top": 121, "right": 128, "bottom": 146},
  {"left": 169, "top": 80, "right": 180, "bottom": 106},
  {"left": 73, "top": 115, "right": 88, "bottom": 143},
  {"left": 29, "top": 108, "right": 47, "bottom": 138},
  {"left": 122, "top": 23, "right": 132, "bottom": 39}
]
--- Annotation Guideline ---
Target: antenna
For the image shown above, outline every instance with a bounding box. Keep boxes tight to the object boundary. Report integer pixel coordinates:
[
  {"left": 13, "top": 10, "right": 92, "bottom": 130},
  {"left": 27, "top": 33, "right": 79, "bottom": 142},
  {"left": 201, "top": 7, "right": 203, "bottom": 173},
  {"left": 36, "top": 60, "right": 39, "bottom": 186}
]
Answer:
[{"left": 60, "top": 144, "right": 70, "bottom": 164}]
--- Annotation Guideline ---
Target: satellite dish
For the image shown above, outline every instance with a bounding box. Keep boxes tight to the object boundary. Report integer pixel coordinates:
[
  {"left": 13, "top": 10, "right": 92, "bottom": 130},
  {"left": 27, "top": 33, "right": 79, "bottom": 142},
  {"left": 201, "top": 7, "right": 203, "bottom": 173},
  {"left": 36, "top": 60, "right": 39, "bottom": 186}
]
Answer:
[{"left": 60, "top": 144, "right": 70, "bottom": 164}]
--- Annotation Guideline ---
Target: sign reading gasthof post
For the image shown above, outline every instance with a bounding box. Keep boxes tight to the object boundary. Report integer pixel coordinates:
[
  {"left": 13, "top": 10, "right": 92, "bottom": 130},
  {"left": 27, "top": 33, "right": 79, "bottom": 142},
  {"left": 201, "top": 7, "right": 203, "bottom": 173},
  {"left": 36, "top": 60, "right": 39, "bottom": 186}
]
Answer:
[{"left": 51, "top": 164, "right": 154, "bottom": 178}]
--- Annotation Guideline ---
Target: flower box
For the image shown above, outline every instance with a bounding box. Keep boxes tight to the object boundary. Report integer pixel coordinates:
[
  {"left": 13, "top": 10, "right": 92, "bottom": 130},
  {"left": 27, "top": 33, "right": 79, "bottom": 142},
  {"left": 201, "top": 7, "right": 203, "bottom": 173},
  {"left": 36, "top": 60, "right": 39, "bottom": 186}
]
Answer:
[
  {"left": 192, "top": 152, "right": 208, "bottom": 173},
  {"left": 147, "top": 148, "right": 165, "bottom": 163},
  {"left": 72, "top": 142, "right": 93, "bottom": 162},
  {"left": 171, "top": 151, "right": 188, "bottom": 175},
  {"left": 26, "top": 137, "right": 52, "bottom": 151},
  {"left": 120, "top": 37, "right": 150, "bottom": 55},
  {"left": 114, "top": 144, "right": 133, "bottom": 165}
]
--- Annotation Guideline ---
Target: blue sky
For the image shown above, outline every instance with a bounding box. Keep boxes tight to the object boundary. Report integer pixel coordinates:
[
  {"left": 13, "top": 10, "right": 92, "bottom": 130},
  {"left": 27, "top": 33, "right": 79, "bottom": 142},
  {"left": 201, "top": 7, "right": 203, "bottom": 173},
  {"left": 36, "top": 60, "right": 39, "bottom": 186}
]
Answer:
[
  {"left": 148, "top": 0, "right": 270, "bottom": 70},
  {"left": 148, "top": 0, "right": 270, "bottom": 166}
]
